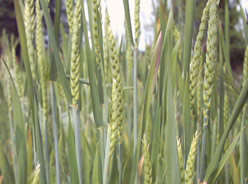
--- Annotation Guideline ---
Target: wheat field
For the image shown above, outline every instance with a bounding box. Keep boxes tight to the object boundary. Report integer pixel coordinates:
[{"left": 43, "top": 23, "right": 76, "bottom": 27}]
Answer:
[{"left": 0, "top": 0, "right": 248, "bottom": 183}]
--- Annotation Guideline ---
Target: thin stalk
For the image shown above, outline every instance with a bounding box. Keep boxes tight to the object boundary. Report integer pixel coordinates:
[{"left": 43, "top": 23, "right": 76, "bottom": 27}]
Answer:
[
  {"left": 117, "top": 144, "right": 122, "bottom": 184},
  {"left": 7, "top": 84, "right": 17, "bottom": 183},
  {"left": 133, "top": 48, "right": 138, "bottom": 151},
  {"left": 71, "top": 106, "right": 83, "bottom": 184},
  {"left": 103, "top": 126, "right": 111, "bottom": 184},
  {"left": 196, "top": 120, "right": 201, "bottom": 181},
  {"left": 51, "top": 83, "right": 61, "bottom": 184},
  {"left": 225, "top": 164, "right": 229, "bottom": 184},
  {"left": 34, "top": 98, "right": 48, "bottom": 184},
  {"left": 200, "top": 115, "right": 209, "bottom": 181},
  {"left": 240, "top": 108, "right": 246, "bottom": 184},
  {"left": 44, "top": 115, "right": 50, "bottom": 184},
  {"left": 211, "top": 121, "right": 217, "bottom": 158},
  {"left": 224, "top": 0, "right": 232, "bottom": 76}
]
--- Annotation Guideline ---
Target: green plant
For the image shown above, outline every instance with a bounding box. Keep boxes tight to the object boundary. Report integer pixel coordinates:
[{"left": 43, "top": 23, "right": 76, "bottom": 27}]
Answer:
[{"left": 0, "top": 0, "right": 247, "bottom": 183}]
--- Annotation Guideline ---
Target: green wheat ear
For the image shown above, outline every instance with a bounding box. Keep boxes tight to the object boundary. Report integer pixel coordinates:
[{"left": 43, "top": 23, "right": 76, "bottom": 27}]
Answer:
[
  {"left": 134, "top": 0, "right": 141, "bottom": 49},
  {"left": 242, "top": 46, "right": 248, "bottom": 87},
  {"left": 93, "top": 0, "right": 102, "bottom": 66},
  {"left": 173, "top": 25, "right": 182, "bottom": 61},
  {"left": 107, "top": 17, "right": 124, "bottom": 158},
  {"left": 125, "top": 23, "right": 133, "bottom": 80},
  {"left": 104, "top": 10, "right": 112, "bottom": 83},
  {"left": 24, "top": 0, "right": 36, "bottom": 80},
  {"left": 143, "top": 135, "right": 152, "bottom": 184},
  {"left": 11, "top": 39, "right": 24, "bottom": 98},
  {"left": 177, "top": 138, "right": 185, "bottom": 183},
  {"left": 36, "top": 0, "right": 48, "bottom": 123},
  {"left": 196, "top": 53, "right": 204, "bottom": 119},
  {"left": 203, "top": 0, "right": 218, "bottom": 125},
  {"left": 66, "top": 0, "right": 74, "bottom": 34},
  {"left": 185, "top": 131, "right": 200, "bottom": 184},
  {"left": 70, "top": 0, "right": 82, "bottom": 105},
  {"left": 32, "top": 164, "right": 40, "bottom": 184},
  {"left": 189, "top": 0, "right": 210, "bottom": 119}
]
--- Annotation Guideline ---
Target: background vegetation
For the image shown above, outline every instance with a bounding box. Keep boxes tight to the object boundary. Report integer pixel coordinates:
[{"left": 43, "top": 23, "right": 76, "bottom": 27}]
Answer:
[{"left": 0, "top": 0, "right": 248, "bottom": 184}]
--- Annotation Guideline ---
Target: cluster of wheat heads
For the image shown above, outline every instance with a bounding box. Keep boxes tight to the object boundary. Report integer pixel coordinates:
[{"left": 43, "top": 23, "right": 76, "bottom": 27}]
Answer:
[{"left": 0, "top": 0, "right": 248, "bottom": 183}]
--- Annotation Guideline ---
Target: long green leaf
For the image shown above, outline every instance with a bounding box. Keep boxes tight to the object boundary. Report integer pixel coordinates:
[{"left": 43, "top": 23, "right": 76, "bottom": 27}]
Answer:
[
  {"left": 212, "top": 130, "right": 243, "bottom": 183},
  {"left": 182, "top": 0, "right": 195, "bottom": 77},
  {"left": 204, "top": 75, "right": 248, "bottom": 182},
  {"left": 40, "top": 0, "right": 72, "bottom": 103},
  {"left": 81, "top": 0, "right": 103, "bottom": 127},
  {"left": 4, "top": 59, "right": 27, "bottom": 184}
]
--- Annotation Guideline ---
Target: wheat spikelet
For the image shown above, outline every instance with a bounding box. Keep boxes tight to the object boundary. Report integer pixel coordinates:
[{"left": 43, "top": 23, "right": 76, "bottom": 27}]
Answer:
[
  {"left": 24, "top": 0, "right": 36, "bottom": 80},
  {"left": 6, "top": 54, "right": 13, "bottom": 115},
  {"left": 143, "top": 135, "right": 152, "bottom": 184},
  {"left": 196, "top": 54, "right": 204, "bottom": 118},
  {"left": 173, "top": 25, "right": 182, "bottom": 60},
  {"left": 189, "top": 0, "right": 210, "bottom": 119},
  {"left": 126, "top": 23, "right": 133, "bottom": 79},
  {"left": 70, "top": 0, "right": 82, "bottom": 105},
  {"left": 36, "top": 0, "right": 49, "bottom": 124},
  {"left": 242, "top": 46, "right": 248, "bottom": 87},
  {"left": 177, "top": 138, "right": 185, "bottom": 183},
  {"left": 12, "top": 41, "right": 24, "bottom": 98},
  {"left": 134, "top": 0, "right": 140, "bottom": 49},
  {"left": 104, "top": 10, "right": 112, "bottom": 83},
  {"left": 31, "top": 164, "right": 40, "bottom": 184},
  {"left": 203, "top": 0, "right": 218, "bottom": 126},
  {"left": 66, "top": 0, "right": 74, "bottom": 33},
  {"left": 185, "top": 131, "right": 200, "bottom": 184},
  {"left": 93, "top": 0, "right": 102, "bottom": 66},
  {"left": 107, "top": 18, "right": 124, "bottom": 157}
]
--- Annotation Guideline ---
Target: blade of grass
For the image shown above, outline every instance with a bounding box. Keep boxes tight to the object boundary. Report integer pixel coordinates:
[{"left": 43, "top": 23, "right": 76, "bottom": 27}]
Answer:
[
  {"left": 212, "top": 129, "right": 242, "bottom": 183},
  {"left": 204, "top": 76, "right": 248, "bottom": 182},
  {"left": 240, "top": 110, "right": 247, "bottom": 184},
  {"left": 0, "top": 143, "right": 15, "bottom": 184},
  {"left": 224, "top": 0, "right": 231, "bottom": 72},
  {"left": 123, "top": 0, "right": 134, "bottom": 45},
  {"left": 133, "top": 48, "right": 138, "bottom": 150},
  {"left": 67, "top": 118, "right": 80, "bottom": 184},
  {"left": 50, "top": 83, "right": 60, "bottom": 184},
  {"left": 81, "top": 0, "right": 103, "bottom": 127},
  {"left": 92, "top": 143, "right": 102, "bottom": 184},
  {"left": 164, "top": 31, "right": 181, "bottom": 184},
  {"left": 182, "top": 0, "right": 195, "bottom": 77},
  {"left": 3, "top": 60, "right": 27, "bottom": 184},
  {"left": 129, "top": 31, "right": 163, "bottom": 184},
  {"left": 40, "top": 0, "right": 72, "bottom": 103},
  {"left": 71, "top": 106, "right": 83, "bottom": 184}
]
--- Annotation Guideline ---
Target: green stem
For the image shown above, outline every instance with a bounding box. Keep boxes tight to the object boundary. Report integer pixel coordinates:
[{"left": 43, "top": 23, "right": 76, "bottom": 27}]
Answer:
[
  {"left": 133, "top": 49, "right": 138, "bottom": 151},
  {"left": 51, "top": 83, "right": 61, "bottom": 184},
  {"left": 200, "top": 115, "right": 209, "bottom": 181},
  {"left": 71, "top": 106, "right": 83, "bottom": 184},
  {"left": 240, "top": 108, "right": 246, "bottom": 184},
  {"left": 103, "top": 126, "right": 111, "bottom": 184}
]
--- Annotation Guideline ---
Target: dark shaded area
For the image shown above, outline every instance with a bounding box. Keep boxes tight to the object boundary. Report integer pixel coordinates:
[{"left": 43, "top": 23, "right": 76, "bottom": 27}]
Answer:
[
  {"left": 0, "top": 0, "right": 18, "bottom": 56},
  {"left": 0, "top": 0, "right": 17, "bottom": 35}
]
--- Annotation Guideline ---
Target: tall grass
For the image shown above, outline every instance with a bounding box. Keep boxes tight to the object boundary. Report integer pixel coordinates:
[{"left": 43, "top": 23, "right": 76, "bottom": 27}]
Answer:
[{"left": 0, "top": 0, "right": 248, "bottom": 183}]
